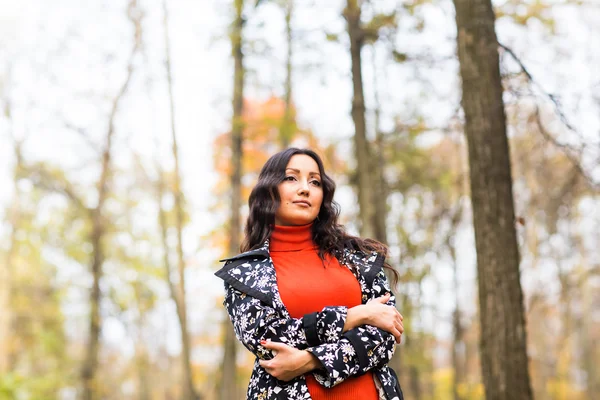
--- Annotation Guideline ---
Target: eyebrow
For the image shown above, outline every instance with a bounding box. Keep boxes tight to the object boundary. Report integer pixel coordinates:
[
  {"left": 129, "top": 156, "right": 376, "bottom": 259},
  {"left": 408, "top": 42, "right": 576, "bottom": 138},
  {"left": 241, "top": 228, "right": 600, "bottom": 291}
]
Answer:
[{"left": 285, "top": 168, "right": 321, "bottom": 176}]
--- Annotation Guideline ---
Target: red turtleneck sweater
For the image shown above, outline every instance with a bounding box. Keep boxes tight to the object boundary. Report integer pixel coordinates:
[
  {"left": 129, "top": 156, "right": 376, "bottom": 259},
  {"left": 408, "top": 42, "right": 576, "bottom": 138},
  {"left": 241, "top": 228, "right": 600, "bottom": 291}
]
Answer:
[{"left": 270, "top": 224, "right": 378, "bottom": 400}]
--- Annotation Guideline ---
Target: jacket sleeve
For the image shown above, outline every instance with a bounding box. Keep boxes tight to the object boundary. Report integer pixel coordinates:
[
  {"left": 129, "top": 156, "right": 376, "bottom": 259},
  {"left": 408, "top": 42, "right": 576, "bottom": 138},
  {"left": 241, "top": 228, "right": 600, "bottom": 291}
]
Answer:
[
  {"left": 306, "top": 267, "right": 398, "bottom": 388},
  {"left": 223, "top": 282, "right": 348, "bottom": 360}
]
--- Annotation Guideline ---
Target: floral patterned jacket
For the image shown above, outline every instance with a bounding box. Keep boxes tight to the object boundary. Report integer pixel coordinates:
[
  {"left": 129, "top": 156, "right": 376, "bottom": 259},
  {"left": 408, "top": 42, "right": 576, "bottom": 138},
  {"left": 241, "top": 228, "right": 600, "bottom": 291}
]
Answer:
[{"left": 215, "top": 240, "right": 404, "bottom": 400}]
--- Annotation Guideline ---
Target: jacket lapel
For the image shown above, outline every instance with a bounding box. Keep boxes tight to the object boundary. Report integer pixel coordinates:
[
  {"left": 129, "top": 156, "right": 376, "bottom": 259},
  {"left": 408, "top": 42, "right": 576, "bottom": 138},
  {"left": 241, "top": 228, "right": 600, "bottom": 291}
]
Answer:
[
  {"left": 215, "top": 241, "right": 385, "bottom": 308},
  {"left": 215, "top": 240, "right": 281, "bottom": 308},
  {"left": 342, "top": 248, "right": 384, "bottom": 283}
]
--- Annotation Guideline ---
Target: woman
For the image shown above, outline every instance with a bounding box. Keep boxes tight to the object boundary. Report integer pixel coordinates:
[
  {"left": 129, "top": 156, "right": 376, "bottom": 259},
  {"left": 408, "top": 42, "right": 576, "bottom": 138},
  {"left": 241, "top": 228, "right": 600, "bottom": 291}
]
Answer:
[{"left": 215, "top": 148, "right": 404, "bottom": 400}]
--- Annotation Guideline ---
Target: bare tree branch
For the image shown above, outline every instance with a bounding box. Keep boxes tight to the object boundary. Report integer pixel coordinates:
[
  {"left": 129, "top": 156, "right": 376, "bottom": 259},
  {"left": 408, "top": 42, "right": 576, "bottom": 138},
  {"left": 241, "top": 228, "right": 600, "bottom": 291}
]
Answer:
[
  {"left": 533, "top": 105, "right": 599, "bottom": 191},
  {"left": 22, "top": 163, "right": 87, "bottom": 212},
  {"left": 60, "top": 118, "right": 99, "bottom": 151},
  {"left": 499, "top": 43, "right": 577, "bottom": 132},
  {"left": 499, "top": 42, "right": 599, "bottom": 190},
  {"left": 81, "top": 1, "right": 143, "bottom": 398}
]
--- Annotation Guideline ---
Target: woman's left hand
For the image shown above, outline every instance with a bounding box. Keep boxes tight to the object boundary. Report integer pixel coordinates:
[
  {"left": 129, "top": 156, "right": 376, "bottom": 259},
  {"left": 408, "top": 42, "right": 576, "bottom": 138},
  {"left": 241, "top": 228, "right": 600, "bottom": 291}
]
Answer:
[{"left": 258, "top": 340, "right": 321, "bottom": 382}]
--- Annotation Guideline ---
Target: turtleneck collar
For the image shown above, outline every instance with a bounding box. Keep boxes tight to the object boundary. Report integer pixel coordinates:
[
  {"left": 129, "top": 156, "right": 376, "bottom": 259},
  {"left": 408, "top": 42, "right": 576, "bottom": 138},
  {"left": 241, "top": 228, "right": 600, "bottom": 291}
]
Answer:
[{"left": 270, "top": 223, "right": 316, "bottom": 252}]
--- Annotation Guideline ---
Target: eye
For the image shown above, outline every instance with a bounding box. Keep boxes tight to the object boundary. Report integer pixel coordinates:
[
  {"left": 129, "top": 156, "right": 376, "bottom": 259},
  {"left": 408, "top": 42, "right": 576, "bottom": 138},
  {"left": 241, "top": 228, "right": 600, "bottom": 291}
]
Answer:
[
  {"left": 284, "top": 176, "right": 296, "bottom": 182},
  {"left": 310, "top": 180, "right": 321, "bottom": 187}
]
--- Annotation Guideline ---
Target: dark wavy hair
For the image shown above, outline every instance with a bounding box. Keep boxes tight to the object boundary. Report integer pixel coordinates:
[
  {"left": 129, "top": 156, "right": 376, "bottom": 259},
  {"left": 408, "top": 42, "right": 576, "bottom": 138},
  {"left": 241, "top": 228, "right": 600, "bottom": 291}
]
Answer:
[{"left": 241, "top": 148, "right": 398, "bottom": 284}]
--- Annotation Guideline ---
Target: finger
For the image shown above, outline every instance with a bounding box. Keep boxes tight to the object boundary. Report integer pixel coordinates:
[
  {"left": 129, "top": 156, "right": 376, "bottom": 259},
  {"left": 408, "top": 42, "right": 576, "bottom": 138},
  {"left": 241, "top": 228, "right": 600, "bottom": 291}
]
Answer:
[
  {"left": 260, "top": 339, "right": 288, "bottom": 351},
  {"left": 371, "top": 293, "right": 391, "bottom": 304},
  {"left": 395, "top": 321, "right": 404, "bottom": 334},
  {"left": 393, "top": 309, "right": 402, "bottom": 319},
  {"left": 392, "top": 328, "right": 401, "bottom": 344},
  {"left": 259, "top": 359, "right": 271, "bottom": 369},
  {"left": 395, "top": 315, "right": 403, "bottom": 326},
  {"left": 367, "top": 294, "right": 387, "bottom": 304}
]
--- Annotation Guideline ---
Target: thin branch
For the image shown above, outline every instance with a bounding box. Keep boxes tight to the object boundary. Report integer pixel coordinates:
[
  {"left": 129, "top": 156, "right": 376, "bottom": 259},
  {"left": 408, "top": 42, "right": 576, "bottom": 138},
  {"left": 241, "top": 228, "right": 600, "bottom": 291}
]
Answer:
[
  {"left": 534, "top": 105, "right": 599, "bottom": 191},
  {"left": 499, "top": 42, "right": 576, "bottom": 132},
  {"left": 499, "top": 42, "right": 599, "bottom": 190},
  {"left": 61, "top": 119, "right": 98, "bottom": 151},
  {"left": 23, "top": 164, "right": 88, "bottom": 212}
]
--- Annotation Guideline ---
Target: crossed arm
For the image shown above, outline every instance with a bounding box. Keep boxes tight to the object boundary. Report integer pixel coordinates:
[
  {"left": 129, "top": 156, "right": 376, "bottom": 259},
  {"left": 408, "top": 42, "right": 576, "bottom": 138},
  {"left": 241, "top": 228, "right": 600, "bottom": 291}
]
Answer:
[{"left": 223, "top": 269, "right": 404, "bottom": 388}]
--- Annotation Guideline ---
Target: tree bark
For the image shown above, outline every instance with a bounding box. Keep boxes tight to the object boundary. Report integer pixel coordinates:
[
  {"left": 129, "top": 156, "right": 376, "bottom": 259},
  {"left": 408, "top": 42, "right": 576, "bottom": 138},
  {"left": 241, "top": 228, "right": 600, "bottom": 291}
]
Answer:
[
  {"left": 218, "top": 0, "right": 245, "bottom": 398},
  {"left": 81, "top": 2, "right": 140, "bottom": 398},
  {"left": 453, "top": 0, "right": 534, "bottom": 398},
  {"left": 344, "top": 0, "right": 376, "bottom": 240},
  {"left": 133, "top": 283, "right": 150, "bottom": 400},
  {"left": 157, "top": 169, "right": 181, "bottom": 393},
  {"left": 580, "top": 279, "right": 598, "bottom": 398},
  {"left": 157, "top": 168, "right": 189, "bottom": 399},
  {"left": 409, "top": 365, "right": 422, "bottom": 400},
  {"left": 162, "top": 1, "right": 199, "bottom": 398},
  {"left": 370, "top": 46, "right": 387, "bottom": 244},
  {"left": 370, "top": 46, "right": 402, "bottom": 376},
  {"left": 447, "top": 207, "right": 465, "bottom": 400},
  {"left": 280, "top": 0, "right": 294, "bottom": 149},
  {"left": 136, "top": 345, "right": 150, "bottom": 400}
]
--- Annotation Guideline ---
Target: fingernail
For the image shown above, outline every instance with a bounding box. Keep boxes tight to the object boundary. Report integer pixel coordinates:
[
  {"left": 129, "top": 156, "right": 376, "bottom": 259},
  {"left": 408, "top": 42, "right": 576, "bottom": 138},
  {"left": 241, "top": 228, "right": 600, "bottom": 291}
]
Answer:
[{"left": 260, "top": 340, "right": 266, "bottom": 345}]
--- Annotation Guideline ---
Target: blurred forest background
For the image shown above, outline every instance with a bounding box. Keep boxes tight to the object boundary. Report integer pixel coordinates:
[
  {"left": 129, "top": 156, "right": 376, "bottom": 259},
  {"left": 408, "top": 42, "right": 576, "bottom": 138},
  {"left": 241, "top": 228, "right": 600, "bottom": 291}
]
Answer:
[{"left": 0, "top": 0, "right": 598, "bottom": 399}]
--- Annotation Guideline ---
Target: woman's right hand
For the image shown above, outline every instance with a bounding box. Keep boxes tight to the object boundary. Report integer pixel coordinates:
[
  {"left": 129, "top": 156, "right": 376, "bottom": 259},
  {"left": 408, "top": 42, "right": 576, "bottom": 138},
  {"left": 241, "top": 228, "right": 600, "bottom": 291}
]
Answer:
[
  {"left": 361, "top": 293, "right": 404, "bottom": 343},
  {"left": 344, "top": 293, "right": 404, "bottom": 343}
]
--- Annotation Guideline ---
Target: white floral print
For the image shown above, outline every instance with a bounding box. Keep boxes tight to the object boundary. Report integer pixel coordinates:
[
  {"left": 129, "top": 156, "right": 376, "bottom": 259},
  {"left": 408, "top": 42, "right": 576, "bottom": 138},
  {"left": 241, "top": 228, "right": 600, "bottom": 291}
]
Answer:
[{"left": 215, "top": 242, "right": 404, "bottom": 400}]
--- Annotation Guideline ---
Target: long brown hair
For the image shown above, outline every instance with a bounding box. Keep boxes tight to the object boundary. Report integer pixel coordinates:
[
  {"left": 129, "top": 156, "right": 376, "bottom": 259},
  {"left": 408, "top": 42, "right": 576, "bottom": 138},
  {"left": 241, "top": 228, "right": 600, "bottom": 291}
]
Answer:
[{"left": 241, "top": 148, "right": 398, "bottom": 284}]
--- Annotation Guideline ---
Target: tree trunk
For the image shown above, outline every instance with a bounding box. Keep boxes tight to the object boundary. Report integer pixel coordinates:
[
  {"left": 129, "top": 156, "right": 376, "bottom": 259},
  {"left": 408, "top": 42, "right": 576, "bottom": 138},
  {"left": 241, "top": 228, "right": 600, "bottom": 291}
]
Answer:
[
  {"left": 453, "top": 0, "right": 534, "bottom": 398},
  {"left": 448, "top": 210, "right": 465, "bottom": 400},
  {"left": 131, "top": 283, "right": 150, "bottom": 400},
  {"left": 556, "top": 256, "right": 572, "bottom": 393},
  {"left": 162, "top": 1, "right": 199, "bottom": 398},
  {"left": 156, "top": 169, "right": 188, "bottom": 399},
  {"left": 344, "top": 0, "right": 375, "bottom": 240},
  {"left": 370, "top": 45, "right": 403, "bottom": 378},
  {"left": 81, "top": 2, "right": 140, "bottom": 398},
  {"left": 409, "top": 365, "right": 422, "bottom": 400},
  {"left": 370, "top": 47, "right": 388, "bottom": 244},
  {"left": 130, "top": 281, "right": 150, "bottom": 400},
  {"left": 136, "top": 349, "right": 150, "bottom": 400},
  {"left": 580, "top": 278, "right": 598, "bottom": 398},
  {"left": 82, "top": 208, "right": 105, "bottom": 400},
  {"left": 451, "top": 308, "right": 464, "bottom": 400},
  {"left": 280, "top": 0, "right": 294, "bottom": 149},
  {"left": 218, "top": 0, "right": 245, "bottom": 398}
]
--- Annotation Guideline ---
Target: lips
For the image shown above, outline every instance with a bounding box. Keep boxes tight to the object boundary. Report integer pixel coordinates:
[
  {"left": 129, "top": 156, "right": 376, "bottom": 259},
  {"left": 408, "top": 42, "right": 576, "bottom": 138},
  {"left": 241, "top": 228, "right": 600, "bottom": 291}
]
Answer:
[{"left": 293, "top": 200, "right": 311, "bottom": 207}]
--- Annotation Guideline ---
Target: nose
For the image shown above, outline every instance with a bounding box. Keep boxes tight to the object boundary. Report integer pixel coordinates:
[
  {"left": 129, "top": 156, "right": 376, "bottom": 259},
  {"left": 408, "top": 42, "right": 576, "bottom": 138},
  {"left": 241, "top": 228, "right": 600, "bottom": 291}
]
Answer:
[{"left": 297, "top": 180, "right": 309, "bottom": 196}]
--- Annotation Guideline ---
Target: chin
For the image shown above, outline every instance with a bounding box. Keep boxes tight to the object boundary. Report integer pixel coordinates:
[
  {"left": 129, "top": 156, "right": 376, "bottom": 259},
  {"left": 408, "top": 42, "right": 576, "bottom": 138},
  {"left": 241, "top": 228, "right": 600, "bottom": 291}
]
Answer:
[
  {"left": 279, "top": 215, "right": 316, "bottom": 226},
  {"left": 289, "top": 219, "right": 314, "bottom": 226},
  {"left": 276, "top": 209, "right": 319, "bottom": 226},
  {"left": 296, "top": 214, "right": 318, "bottom": 225}
]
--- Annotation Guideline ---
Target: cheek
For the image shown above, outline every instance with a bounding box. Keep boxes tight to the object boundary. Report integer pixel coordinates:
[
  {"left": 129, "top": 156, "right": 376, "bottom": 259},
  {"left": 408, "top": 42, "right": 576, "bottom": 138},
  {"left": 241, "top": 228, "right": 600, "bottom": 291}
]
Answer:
[
  {"left": 276, "top": 188, "right": 289, "bottom": 209},
  {"left": 278, "top": 186, "right": 293, "bottom": 202},
  {"left": 277, "top": 198, "right": 292, "bottom": 212},
  {"left": 319, "top": 189, "right": 325, "bottom": 202},
  {"left": 314, "top": 194, "right": 324, "bottom": 210},
  {"left": 276, "top": 201, "right": 288, "bottom": 212}
]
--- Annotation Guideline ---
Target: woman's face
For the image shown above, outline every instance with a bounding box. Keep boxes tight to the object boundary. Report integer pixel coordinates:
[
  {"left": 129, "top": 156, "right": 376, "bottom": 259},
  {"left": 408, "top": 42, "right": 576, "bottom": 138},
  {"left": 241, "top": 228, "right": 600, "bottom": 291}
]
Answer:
[{"left": 275, "top": 154, "right": 324, "bottom": 226}]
